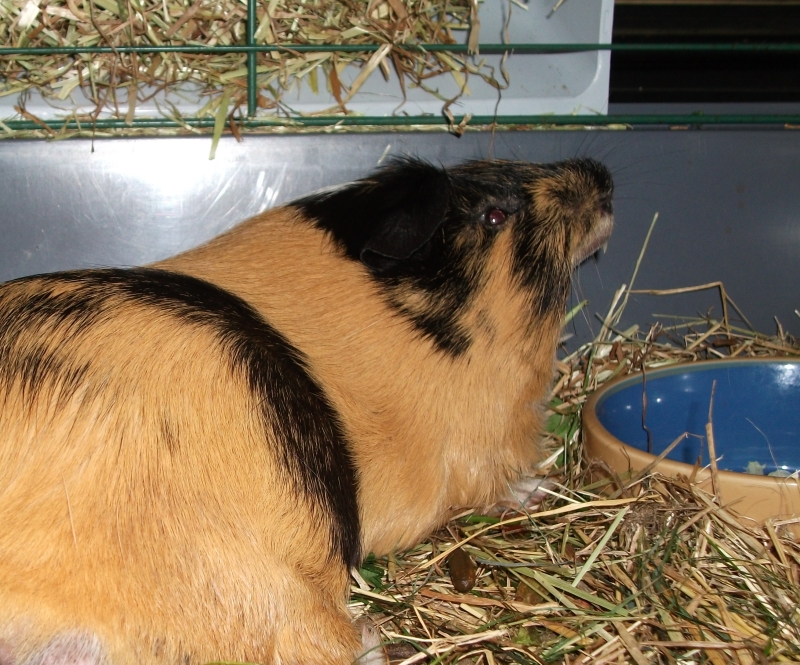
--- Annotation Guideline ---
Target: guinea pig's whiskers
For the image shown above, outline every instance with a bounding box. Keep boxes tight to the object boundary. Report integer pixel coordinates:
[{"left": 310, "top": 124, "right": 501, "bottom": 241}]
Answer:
[{"left": 340, "top": 318, "right": 384, "bottom": 342}]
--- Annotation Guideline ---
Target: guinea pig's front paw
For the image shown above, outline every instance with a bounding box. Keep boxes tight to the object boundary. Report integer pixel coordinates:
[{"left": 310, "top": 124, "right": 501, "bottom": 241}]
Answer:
[
  {"left": 488, "top": 477, "right": 553, "bottom": 515},
  {"left": 353, "top": 618, "right": 388, "bottom": 665}
]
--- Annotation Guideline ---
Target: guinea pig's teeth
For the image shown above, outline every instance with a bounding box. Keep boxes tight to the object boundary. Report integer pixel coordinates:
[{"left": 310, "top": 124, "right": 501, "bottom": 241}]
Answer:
[{"left": 573, "top": 213, "right": 614, "bottom": 267}]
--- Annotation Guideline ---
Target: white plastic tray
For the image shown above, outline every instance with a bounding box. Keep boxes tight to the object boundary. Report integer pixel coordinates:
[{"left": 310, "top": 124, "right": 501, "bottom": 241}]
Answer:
[
  {"left": 1, "top": 0, "right": 614, "bottom": 122},
  {"left": 285, "top": 0, "right": 615, "bottom": 117}
]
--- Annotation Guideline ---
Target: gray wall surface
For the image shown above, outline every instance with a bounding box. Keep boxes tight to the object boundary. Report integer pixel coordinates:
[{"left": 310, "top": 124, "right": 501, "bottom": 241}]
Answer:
[{"left": 1, "top": 130, "right": 798, "bottom": 342}]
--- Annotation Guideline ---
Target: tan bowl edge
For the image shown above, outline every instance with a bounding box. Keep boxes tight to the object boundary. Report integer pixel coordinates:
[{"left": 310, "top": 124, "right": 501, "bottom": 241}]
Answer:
[{"left": 582, "top": 361, "right": 800, "bottom": 532}]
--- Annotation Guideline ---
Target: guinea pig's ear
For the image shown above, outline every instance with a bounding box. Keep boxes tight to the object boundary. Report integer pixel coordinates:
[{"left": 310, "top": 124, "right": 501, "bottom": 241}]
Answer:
[
  {"left": 296, "top": 158, "right": 450, "bottom": 274},
  {"left": 359, "top": 161, "right": 450, "bottom": 273}
]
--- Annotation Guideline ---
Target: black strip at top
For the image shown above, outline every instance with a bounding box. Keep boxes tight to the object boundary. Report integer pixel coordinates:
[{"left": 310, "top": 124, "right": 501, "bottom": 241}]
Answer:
[{"left": 0, "top": 267, "right": 361, "bottom": 567}]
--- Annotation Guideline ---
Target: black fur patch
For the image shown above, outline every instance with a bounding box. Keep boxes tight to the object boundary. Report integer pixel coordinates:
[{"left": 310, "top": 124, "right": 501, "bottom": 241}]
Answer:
[
  {"left": 297, "top": 156, "right": 613, "bottom": 357},
  {"left": 296, "top": 158, "right": 539, "bottom": 356},
  {"left": 297, "top": 158, "right": 450, "bottom": 273},
  {"left": 0, "top": 268, "right": 361, "bottom": 567},
  {"left": 0, "top": 285, "right": 96, "bottom": 409},
  {"left": 296, "top": 158, "right": 493, "bottom": 357}
]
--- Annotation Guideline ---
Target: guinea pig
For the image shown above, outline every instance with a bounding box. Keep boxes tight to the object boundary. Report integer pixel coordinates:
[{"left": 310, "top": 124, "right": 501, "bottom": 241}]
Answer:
[{"left": 0, "top": 156, "right": 613, "bottom": 665}]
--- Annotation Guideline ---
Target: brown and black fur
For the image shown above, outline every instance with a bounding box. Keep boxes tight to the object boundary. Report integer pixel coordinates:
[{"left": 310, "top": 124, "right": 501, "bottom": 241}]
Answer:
[{"left": 0, "top": 157, "right": 613, "bottom": 665}]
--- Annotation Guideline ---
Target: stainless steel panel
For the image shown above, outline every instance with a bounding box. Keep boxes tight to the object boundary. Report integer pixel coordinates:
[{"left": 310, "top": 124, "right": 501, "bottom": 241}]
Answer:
[{"left": 1, "top": 130, "right": 798, "bottom": 341}]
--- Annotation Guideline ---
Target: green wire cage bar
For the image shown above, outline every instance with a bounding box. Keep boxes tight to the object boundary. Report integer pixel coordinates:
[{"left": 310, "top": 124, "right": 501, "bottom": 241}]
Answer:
[{"left": 2, "top": 33, "right": 800, "bottom": 132}]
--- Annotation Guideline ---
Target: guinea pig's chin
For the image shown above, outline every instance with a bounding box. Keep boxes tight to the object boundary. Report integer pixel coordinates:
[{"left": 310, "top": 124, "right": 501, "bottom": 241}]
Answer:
[{"left": 572, "top": 212, "right": 614, "bottom": 267}]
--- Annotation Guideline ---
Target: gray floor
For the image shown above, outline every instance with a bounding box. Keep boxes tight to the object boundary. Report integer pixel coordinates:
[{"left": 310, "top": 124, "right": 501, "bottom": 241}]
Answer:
[{"left": 1, "top": 128, "right": 798, "bottom": 342}]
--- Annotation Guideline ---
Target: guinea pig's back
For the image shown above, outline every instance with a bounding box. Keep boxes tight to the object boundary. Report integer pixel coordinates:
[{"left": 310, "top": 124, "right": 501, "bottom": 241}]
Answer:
[{"left": 0, "top": 268, "right": 361, "bottom": 665}]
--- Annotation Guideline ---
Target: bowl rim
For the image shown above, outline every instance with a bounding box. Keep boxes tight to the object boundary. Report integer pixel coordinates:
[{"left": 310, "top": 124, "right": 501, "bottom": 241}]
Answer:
[{"left": 583, "top": 357, "right": 800, "bottom": 492}]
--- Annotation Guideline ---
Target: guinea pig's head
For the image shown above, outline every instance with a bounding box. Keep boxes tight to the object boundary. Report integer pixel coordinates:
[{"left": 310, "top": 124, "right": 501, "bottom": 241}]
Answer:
[{"left": 297, "top": 157, "right": 613, "bottom": 356}]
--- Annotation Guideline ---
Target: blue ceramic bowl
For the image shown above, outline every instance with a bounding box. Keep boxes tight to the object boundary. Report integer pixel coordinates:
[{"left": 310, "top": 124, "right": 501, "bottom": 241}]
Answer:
[
  {"left": 583, "top": 359, "right": 800, "bottom": 527},
  {"left": 594, "top": 360, "right": 800, "bottom": 475}
]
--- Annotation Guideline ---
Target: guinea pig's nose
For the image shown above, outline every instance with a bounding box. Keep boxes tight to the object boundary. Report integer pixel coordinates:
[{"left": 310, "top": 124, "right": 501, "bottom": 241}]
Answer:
[{"left": 599, "top": 194, "right": 614, "bottom": 216}]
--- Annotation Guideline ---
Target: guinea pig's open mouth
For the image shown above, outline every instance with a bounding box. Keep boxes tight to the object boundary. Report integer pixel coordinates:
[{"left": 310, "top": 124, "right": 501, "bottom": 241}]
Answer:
[{"left": 573, "top": 212, "right": 614, "bottom": 267}]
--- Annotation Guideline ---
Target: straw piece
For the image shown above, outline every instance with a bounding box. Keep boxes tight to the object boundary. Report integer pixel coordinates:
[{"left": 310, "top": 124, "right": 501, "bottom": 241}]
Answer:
[
  {"left": 612, "top": 621, "right": 650, "bottom": 665},
  {"left": 706, "top": 379, "right": 720, "bottom": 502},
  {"left": 572, "top": 506, "right": 628, "bottom": 587},
  {"left": 614, "top": 212, "right": 659, "bottom": 333},
  {"left": 208, "top": 86, "right": 231, "bottom": 159}
]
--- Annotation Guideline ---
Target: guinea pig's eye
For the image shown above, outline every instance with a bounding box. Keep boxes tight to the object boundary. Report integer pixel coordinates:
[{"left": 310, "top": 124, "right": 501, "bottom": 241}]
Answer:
[{"left": 484, "top": 208, "right": 507, "bottom": 227}]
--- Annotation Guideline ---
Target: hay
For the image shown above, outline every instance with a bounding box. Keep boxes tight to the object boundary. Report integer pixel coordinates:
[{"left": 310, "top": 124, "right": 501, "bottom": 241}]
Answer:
[
  {"left": 352, "top": 284, "right": 800, "bottom": 664},
  {"left": 0, "top": 0, "right": 488, "bottom": 125}
]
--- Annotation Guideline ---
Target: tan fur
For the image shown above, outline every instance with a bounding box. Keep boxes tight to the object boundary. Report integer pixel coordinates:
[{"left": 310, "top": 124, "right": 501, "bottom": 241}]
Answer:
[
  {"left": 0, "top": 160, "right": 612, "bottom": 665},
  {"left": 0, "top": 280, "right": 359, "bottom": 665},
  {"left": 157, "top": 210, "right": 560, "bottom": 553}
]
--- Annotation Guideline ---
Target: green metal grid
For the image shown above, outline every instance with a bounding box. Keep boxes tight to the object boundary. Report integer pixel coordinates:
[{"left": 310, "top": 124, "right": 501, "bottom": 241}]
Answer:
[
  {"left": 5, "top": 113, "right": 800, "bottom": 134},
  {"left": 3, "top": 30, "right": 800, "bottom": 132}
]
